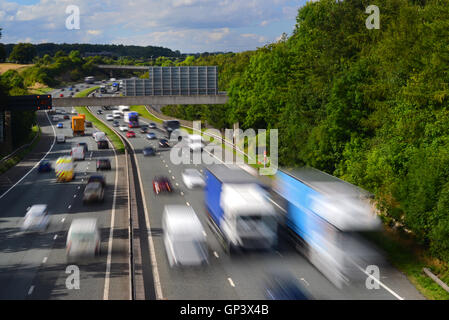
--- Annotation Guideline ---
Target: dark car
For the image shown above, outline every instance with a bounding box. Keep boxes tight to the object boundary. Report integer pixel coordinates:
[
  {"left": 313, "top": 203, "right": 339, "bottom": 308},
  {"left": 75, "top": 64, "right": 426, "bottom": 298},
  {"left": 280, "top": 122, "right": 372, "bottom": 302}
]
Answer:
[
  {"left": 148, "top": 122, "right": 157, "bottom": 129},
  {"left": 64, "top": 115, "right": 70, "bottom": 120},
  {"left": 152, "top": 176, "right": 173, "bottom": 194},
  {"left": 97, "top": 110, "right": 103, "bottom": 115},
  {"left": 85, "top": 121, "right": 93, "bottom": 128},
  {"left": 159, "top": 138, "right": 170, "bottom": 148},
  {"left": 61, "top": 88, "right": 65, "bottom": 92},
  {"left": 112, "top": 120, "right": 119, "bottom": 127},
  {"left": 97, "top": 140, "right": 109, "bottom": 149},
  {"left": 83, "top": 182, "right": 104, "bottom": 204},
  {"left": 143, "top": 147, "right": 156, "bottom": 157},
  {"left": 78, "top": 142, "right": 88, "bottom": 153},
  {"left": 75, "top": 88, "right": 79, "bottom": 92},
  {"left": 88, "top": 175, "right": 106, "bottom": 188},
  {"left": 70, "top": 92, "right": 74, "bottom": 96},
  {"left": 140, "top": 126, "right": 148, "bottom": 133},
  {"left": 37, "top": 161, "right": 51, "bottom": 173},
  {"left": 265, "top": 272, "right": 311, "bottom": 300},
  {"left": 96, "top": 158, "right": 111, "bottom": 171}
]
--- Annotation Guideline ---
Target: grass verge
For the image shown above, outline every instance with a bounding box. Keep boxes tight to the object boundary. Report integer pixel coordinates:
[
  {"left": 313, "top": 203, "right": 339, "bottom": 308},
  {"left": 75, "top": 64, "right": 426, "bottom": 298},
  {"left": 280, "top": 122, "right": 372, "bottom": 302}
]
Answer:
[
  {"left": 74, "top": 87, "right": 125, "bottom": 154},
  {"left": 0, "top": 125, "right": 41, "bottom": 175}
]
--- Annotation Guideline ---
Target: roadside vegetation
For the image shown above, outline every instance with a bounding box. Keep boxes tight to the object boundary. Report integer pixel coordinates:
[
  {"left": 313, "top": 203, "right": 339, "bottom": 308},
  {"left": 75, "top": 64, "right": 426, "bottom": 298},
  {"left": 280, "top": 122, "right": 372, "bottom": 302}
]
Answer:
[{"left": 74, "top": 87, "right": 125, "bottom": 154}]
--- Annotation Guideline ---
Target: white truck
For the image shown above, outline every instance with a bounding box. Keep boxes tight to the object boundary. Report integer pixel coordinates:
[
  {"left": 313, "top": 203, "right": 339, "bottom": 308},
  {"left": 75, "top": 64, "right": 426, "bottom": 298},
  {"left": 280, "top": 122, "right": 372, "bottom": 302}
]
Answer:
[
  {"left": 205, "top": 165, "right": 278, "bottom": 254},
  {"left": 93, "top": 131, "right": 106, "bottom": 142},
  {"left": 118, "top": 105, "right": 130, "bottom": 115}
]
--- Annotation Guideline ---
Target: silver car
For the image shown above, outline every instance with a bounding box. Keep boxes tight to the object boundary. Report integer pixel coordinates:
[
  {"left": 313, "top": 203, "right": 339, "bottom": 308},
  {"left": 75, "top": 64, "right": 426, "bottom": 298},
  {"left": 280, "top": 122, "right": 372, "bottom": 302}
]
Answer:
[
  {"left": 182, "top": 169, "right": 205, "bottom": 189},
  {"left": 22, "top": 204, "right": 50, "bottom": 232},
  {"left": 83, "top": 182, "right": 104, "bottom": 204}
]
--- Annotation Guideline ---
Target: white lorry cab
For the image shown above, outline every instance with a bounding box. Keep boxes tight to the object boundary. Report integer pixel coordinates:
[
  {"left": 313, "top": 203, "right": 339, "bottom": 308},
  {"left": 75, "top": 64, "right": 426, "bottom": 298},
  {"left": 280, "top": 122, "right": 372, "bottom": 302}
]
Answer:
[
  {"left": 71, "top": 146, "right": 85, "bottom": 161},
  {"left": 93, "top": 131, "right": 106, "bottom": 142},
  {"left": 118, "top": 105, "right": 130, "bottom": 115}
]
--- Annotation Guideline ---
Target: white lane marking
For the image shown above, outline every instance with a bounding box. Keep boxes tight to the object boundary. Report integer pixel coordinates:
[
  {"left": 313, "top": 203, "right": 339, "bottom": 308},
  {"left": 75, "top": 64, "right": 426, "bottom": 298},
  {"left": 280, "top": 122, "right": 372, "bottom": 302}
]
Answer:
[
  {"left": 68, "top": 205, "right": 71, "bottom": 209},
  {"left": 186, "top": 202, "right": 190, "bottom": 206},
  {"left": 180, "top": 191, "right": 184, "bottom": 196},
  {"left": 168, "top": 170, "right": 171, "bottom": 173},
  {"left": 103, "top": 136, "right": 119, "bottom": 301},
  {"left": 73, "top": 195, "right": 76, "bottom": 198},
  {"left": 0, "top": 112, "right": 56, "bottom": 200},
  {"left": 202, "top": 231, "right": 207, "bottom": 237},
  {"left": 61, "top": 218, "right": 65, "bottom": 222},
  {"left": 300, "top": 278, "right": 309, "bottom": 286},
  {"left": 42, "top": 257, "right": 47, "bottom": 263},
  {"left": 175, "top": 182, "right": 179, "bottom": 186},
  {"left": 350, "top": 260, "right": 404, "bottom": 300},
  {"left": 28, "top": 286, "right": 34, "bottom": 295},
  {"left": 228, "top": 278, "right": 235, "bottom": 287},
  {"left": 172, "top": 176, "right": 175, "bottom": 180},
  {"left": 165, "top": 164, "right": 168, "bottom": 168},
  {"left": 267, "top": 198, "right": 287, "bottom": 213},
  {"left": 213, "top": 251, "right": 219, "bottom": 258},
  {"left": 77, "top": 186, "right": 80, "bottom": 190},
  {"left": 53, "top": 235, "right": 58, "bottom": 240}
]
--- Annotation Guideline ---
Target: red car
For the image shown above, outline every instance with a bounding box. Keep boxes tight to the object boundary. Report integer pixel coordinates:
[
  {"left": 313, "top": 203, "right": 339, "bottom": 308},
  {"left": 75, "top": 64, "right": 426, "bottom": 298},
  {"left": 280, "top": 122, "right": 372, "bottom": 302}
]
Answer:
[
  {"left": 152, "top": 176, "right": 173, "bottom": 194},
  {"left": 126, "top": 131, "right": 136, "bottom": 138},
  {"left": 59, "top": 93, "right": 64, "bottom": 97}
]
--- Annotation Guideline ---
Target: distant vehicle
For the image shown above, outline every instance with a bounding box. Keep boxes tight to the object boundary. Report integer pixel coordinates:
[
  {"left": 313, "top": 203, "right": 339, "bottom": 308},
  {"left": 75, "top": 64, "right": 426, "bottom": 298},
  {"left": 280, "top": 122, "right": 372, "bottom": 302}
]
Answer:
[
  {"left": 162, "top": 120, "right": 180, "bottom": 139},
  {"left": 88, "top": 175, "right": 106, "bottom": 188},
  {"left": 85, "top": 121, "right": 92, "bottom": 128},
  {"left": 72, "top": 115, "right": 85, "bottom": 136},
  {"left": 59, "top": 93, "right": 64, "bottom": 97},
  {"left": 93, "top": 131, "right": 106, "bottom": 142},
  {"left": 96, "top": 158, "right": 111, "bottom": 171},
  {"left": 69, "top": 87, "right": 73, "bottom": 91},
  {"left": 99, "top": 85, "right": 107, "bottom": 94},
  {"left": 126, "top": 130, "right": 136, "bottom": 138},
  {"left": 113, "top": 110, "right": 121, "bottom": 119},
  {"left": 148, "top": 122, "right": 157, "bottom": 129},
  {"left": 71, "top": 146, "right": 85, "bottom": 161},
  {"left": 162, "top": 205, "right": 208, "bottom": 267},
  {"left": 106, "top": 114, "right": 114, "bottom": 121},
  {"left": 97, "top": 140, "right": 109, "bottom": 149},
  {"left": 118, "top": 105, "right": 130, "bottom": 114},
  {"left": 77, "top": 142, "right": 88, "bottom": 153},
  {"left": 119, "top": 125, "right": 128, "bottom": 132},
  {"left": 66, "top": 218, "right": 101, "bottom": 261},
  {"left": 153, "top": 176, "right": 173, "bottom": 194},
  {"left": 71, "top": 108, "right": 77, "bottom": 115},
  {"left": 265, "top": 271, "right": 311, "bottom": 300},
  {"left": 186, "top": 134, "right": 205, "bottom": 152},
  {"left": 84, "top": 76, "right": 95, "bottom": 84},
  {"left": 102, "top": 106, "right": 111, "bottom": 111},
  {"left": 38, "top": 160, "right": 52, "bottom": 172},
  {"left": 52, "top": 115, "right": 60, "bottom": 122},
  {"left": 83, "top": 182, "right": 104, "bottom": 204},
  {"left": 56, "top": 134, "right": 65, "bottom": 143},
  {"left": 140, "top": 126, "right": 148, "bottom": 133},
  {"left": 112, "top": 120, "right": 119, "bottom": 127},
  {"left": 182, "top": 169, "right": 205, "bottom": 189},
  {"left": 64, "top": 115, "right": 70, "bottom": 120},
  {"left": 146, "top": 132, "right": 156, "bottom": 140},
  {"left": 159, "top": 138, "right": 170, "bottom": 148},
  {"left": 55, "top": 156, "right": 74, "bottom": 182},
  {"left": 57, "top": 122, "right": 63, "bottom": 129},
  {"left": 70, "top": 92, "right": 74, "bottom": 96},
  {"left": 124, "top": 111, "right": 139, "bottom": 128},
  {"left": 97, "top": 110, "right": 103, "bottom": 115},
  {"left": 110, "top": 78, "right": 116, "bottom": 82},
  {"left": 21, "top": 204, "right": 50, "bottom": 232},
  {"left": 75, "top": 88, "right": 79, "bottom": 92},
  {"left": 205, "top": 165, "right": 278, "bottom": 254},
  {"left": 143, "top": 146, "right": 156, "bottom": 157},
  {"left": 61, "top": 88, "right": 65, "bottom": 92}
]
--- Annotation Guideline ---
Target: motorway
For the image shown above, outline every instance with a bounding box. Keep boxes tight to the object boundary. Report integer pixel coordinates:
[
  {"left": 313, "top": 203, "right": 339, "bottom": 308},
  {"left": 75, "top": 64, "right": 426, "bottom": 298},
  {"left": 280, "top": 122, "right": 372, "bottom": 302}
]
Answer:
[
  {"left": 0, "top": 81, "right": 426, "bottom": 300},
  {"left": 87, "top": 87, "right": 425, "bottom": 300},
  {"left": 0, "top": 85, "right": 130, "bottom": 300}
]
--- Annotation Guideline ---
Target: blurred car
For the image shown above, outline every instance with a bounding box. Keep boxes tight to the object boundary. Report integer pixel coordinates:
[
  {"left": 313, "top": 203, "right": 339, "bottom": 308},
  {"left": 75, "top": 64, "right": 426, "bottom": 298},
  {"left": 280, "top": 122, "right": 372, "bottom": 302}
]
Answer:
[
  {"left": 64, "top": 115, "right": 70, "bottom": 120},
  {"left": 59, "top": 93, "right": 64, "bottom": 97},
  {"left": 97, "top": 140, "right": 109, "bottom": 149},
  {"left": 78, "top": 142, "right": 88, "bottom": 153},
  {"left": 57, "top": 123, "right": 63, "bottom": 129},
  {"left": 119, "top": 125, "right": 128, "bottom": 132},
  {"left": 182, "top": 169, "right": 205, "bottom": 189},
  {"left": 106, "top": 114, "right": 114, "bottom": 121},
  {"left": 88, "top": 175, "right": 106, "bottom": 188},
  {"left": 38, "top": 160, "right": 52, "bottom": 172},
  {"left": 83, "top": 182, "right": 104, "bottom": 204},
  {"left": 70, "top": 92, "right": 74, "bottom": 96},
  {"left": 112, "top": 120, "right": 119, "bottom": 127},
  {"left": 85, "top": 121, "right": 93, "bottom": 128},
  {"left": 265, "top": 271, "right": 311, "bottom": 300},
  {"left": 75, "top": 88, "right": 79, "bottom": 92},
  {"left": 140, "top": 126, "right": 148, "bottom": 133},
  {"left": 69, "top": 87, "right": 73, "bottom": 91},
  {"left": 61, "top": 88, "right": 65, "bottom": 92},
  {"left": 21, "top": 204, "right": 50, "bottom": 232},
  {"left": 143, "top": 146, "right": 156, "bottom": 157},
  {"left": 126, "top": 130, "right": 136, "bottom": 138},
  {"left": 66, "top": 218, "right": 101, "bottom": 260},
  {"left": 56, "top": 134, "right": 65, "bottom": 143},
  {"left": 97, "top": 110, "right": 103, "bottom": 115},
  {"left": 159, "top": 138, "right": 170, "bottom": 148},
  {"left": 146, "top": 132, "right": 156, "bottom": 140},
  {"left": 162, "top": 205, "right": 208, "bottom": 267},
  {"left": 96, "top": 158, "right": 111, "bottom": 171},
  {"left": 148, "top": 122, "right": 157, "bottom": 129},
  {"left": 153, "top": 176, "right": 173, "bottom": 194}
]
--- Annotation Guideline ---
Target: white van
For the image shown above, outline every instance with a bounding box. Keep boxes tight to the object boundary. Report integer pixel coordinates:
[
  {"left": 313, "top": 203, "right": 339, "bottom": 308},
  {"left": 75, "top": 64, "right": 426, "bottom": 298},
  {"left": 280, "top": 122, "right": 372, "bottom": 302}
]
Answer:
[
  {"left": 112, "top": 110, "right": 121, "bottom": 119},
  {"left": 162, "top": 205, "right": 208, "bottom": 267},
  {"left": 52, "top": 115, "right": 60, "bottom": 122},
  {"left": 71, "top": 146, "right": 85, "bottom": 161},
  {"left": 93, "top": 131, "right": 106, "bottom": 142},
  {"left": 56, "top": 134, "right": 65, "bottom": 143}
]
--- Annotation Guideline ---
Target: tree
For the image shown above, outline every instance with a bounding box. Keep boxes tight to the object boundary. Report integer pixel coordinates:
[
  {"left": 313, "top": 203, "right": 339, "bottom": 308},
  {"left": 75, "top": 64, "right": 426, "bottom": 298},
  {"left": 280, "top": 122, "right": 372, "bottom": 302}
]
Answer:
[
  {"left": 0, "top": 43, "right": 6, "bottom": 62},
  {"left": 9, "top": 43, "right": 36, "bottom": 64}
]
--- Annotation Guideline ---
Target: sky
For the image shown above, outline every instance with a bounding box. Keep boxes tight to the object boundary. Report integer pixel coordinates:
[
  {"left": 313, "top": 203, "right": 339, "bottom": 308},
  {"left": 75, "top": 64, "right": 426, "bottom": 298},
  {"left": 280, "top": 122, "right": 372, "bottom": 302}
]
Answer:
[{"left": 0, "top": 0, "right": 310, "bottom": 53}]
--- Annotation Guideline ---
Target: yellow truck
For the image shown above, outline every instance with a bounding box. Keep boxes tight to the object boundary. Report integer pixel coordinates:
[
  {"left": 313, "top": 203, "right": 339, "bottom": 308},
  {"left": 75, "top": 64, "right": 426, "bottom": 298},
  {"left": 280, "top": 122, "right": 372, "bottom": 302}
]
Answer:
[
  {"left": 72, "top": 114, "right": 85, "bottom": 136},
  {"left": 55, "top": 156, "right": 75, "bottom": 182}
]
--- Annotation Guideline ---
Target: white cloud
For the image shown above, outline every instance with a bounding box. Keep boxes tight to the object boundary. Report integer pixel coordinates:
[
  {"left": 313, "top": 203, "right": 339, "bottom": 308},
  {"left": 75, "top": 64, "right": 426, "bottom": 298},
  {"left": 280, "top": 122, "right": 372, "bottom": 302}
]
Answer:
[{"left": 87, "top": 30, "right": 102, "bottom": 36}]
